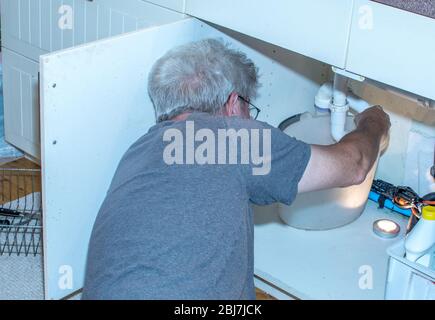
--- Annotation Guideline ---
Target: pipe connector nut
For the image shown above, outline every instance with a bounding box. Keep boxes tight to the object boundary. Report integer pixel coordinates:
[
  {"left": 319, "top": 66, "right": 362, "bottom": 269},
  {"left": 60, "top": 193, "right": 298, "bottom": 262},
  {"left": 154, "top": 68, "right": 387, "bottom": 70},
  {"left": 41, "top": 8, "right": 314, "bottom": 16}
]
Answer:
[{"left": 329, "top": 103, "right": 349, "bottom": 113}]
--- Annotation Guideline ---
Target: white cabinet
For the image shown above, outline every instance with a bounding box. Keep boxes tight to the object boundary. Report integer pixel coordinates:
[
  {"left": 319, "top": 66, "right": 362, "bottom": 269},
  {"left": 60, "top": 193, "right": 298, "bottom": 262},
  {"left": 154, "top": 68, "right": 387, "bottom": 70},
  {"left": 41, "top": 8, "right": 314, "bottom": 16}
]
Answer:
[
  {"left": 0, "top": 0, "right": 185, "bottom": 159},
  {"left": 2, "top": 49, "right": 40, "bottom": 159},
  {"left": 182, "top": 0, "right": 435, "bottom": 101},
  {"left": 39, "top": 16, "right": 325, "bottom": 300},
  {"left": 184, "top": 0, "right": 354, "bottom": 68},
  {"left": 0, "top": 0, "right": 326, "bottom": 299},
  {"left": 346, "top": 0, "right": 435, "bottom": 100}
]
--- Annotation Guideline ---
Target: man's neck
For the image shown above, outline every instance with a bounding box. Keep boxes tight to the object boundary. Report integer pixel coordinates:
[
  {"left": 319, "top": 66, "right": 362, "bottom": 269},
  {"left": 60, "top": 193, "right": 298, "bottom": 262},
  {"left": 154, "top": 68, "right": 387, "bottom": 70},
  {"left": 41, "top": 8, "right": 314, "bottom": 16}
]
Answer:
[{"left": 171, "top": 112, "right": 192, "bottom": 122}]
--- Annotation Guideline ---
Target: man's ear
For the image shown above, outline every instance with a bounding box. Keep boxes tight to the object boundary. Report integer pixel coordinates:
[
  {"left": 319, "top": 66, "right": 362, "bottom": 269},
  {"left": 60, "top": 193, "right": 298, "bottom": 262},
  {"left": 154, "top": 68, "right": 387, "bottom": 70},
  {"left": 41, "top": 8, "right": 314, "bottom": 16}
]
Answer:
[{"left": 224, "top": 92, "right": 240, "bottom": 116}]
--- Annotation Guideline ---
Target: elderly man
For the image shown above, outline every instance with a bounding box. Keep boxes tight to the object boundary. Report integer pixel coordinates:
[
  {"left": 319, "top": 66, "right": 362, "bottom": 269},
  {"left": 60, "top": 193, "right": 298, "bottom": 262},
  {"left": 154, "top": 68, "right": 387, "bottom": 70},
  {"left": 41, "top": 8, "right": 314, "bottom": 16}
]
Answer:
[{"left": 83, "top": 39, "right": 390, "bottom": 300}]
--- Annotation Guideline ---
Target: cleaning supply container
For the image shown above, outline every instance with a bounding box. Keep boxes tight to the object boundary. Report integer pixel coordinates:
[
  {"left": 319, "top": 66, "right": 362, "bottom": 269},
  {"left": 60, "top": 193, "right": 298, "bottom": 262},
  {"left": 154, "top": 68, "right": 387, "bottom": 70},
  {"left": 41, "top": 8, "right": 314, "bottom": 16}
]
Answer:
[
  {"left": 405, "top": 206, "right": 435, "bottom": 262},
  {"left": 278, "top": 112, "right": 380, "bottom": 230}
]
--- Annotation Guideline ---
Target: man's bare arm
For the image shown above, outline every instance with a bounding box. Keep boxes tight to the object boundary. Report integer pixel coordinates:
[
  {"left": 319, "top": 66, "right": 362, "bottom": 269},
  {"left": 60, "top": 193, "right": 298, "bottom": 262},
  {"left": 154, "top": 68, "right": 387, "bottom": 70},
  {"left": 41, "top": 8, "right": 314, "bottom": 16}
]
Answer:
[{"left": 298, "top": 106, "right": 390, "bottom": 193}]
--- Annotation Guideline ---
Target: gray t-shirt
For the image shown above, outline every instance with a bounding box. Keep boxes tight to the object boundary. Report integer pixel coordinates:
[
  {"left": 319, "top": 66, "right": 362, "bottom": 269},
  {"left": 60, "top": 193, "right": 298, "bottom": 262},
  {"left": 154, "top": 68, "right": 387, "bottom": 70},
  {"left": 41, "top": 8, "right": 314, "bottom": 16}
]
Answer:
[{"left": 82, "top": 112, "right": 310, "bottom": 300}]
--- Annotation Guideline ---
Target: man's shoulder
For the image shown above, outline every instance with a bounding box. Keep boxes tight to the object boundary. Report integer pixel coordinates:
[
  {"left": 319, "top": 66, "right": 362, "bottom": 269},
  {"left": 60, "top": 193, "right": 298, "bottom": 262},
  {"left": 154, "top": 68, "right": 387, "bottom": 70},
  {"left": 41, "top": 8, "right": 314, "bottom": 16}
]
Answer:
[{"left": 223, "top": 117, "right": 273, "bottom": 130}]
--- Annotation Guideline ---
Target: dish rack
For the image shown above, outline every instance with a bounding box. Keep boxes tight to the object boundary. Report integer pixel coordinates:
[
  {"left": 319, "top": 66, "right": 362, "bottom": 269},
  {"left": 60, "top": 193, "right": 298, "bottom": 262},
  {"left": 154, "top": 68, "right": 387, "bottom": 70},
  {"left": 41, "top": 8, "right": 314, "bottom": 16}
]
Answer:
[{"left": 0, "top": 167, "right": 42, "bottom": 256}]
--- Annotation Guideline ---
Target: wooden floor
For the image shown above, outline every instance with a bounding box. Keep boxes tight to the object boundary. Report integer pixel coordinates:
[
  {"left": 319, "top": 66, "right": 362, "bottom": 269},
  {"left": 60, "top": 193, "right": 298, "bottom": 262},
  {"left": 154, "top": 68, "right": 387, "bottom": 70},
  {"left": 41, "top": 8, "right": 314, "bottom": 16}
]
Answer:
[
  {"left": 256, "top": 288, "right": 276, "bottom": 300},
  {"left": 0, "top": 157, "right": 41, "bottom": 206}
]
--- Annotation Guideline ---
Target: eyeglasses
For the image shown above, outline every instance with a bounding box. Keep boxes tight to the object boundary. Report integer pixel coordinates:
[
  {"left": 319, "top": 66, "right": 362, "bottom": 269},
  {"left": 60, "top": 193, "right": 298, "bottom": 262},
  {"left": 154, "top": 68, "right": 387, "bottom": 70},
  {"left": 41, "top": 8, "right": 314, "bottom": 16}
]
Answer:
[{"left": 238, "top": 95, "right": 261, "bottom": 120}]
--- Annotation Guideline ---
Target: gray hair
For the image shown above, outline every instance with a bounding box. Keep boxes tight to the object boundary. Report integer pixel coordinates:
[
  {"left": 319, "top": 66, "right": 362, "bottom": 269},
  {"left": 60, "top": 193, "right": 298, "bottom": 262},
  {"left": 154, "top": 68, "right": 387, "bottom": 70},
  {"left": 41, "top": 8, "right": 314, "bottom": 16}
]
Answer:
[{"left": 148, "top": 38, "right": 260, "bottom": 122}]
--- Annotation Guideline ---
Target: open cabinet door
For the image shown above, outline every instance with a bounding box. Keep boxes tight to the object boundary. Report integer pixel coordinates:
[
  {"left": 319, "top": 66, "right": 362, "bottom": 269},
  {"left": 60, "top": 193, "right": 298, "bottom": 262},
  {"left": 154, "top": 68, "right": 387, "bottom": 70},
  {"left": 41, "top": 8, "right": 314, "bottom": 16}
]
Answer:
[
  {"left": 40, "top": 16, "right": 325, "bottom": 300},
  {"left": 39, "top": 18, "right": 221, "bottom": 300}
]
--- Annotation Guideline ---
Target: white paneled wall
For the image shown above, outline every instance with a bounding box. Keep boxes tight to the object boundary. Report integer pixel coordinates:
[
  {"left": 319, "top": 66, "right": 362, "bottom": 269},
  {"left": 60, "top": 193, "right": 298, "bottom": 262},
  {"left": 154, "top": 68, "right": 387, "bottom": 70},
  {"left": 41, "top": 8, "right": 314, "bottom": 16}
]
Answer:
[
  {"left": 0, "top": 0, "right": 185, "bottom": 62},
  {"left": 2, "top": 49, "right": 40, "bottom": 159},
  {"left": 0, "top": 0, "right": 185, "bottom": 158}
]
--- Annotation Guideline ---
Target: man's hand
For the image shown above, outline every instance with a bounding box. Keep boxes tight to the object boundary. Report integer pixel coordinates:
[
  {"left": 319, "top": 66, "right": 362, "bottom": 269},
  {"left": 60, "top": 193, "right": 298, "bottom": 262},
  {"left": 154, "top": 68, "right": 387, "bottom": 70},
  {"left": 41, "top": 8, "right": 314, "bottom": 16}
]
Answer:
[{"left": 355, "top": 106, "right": 391, "bottom": 151}]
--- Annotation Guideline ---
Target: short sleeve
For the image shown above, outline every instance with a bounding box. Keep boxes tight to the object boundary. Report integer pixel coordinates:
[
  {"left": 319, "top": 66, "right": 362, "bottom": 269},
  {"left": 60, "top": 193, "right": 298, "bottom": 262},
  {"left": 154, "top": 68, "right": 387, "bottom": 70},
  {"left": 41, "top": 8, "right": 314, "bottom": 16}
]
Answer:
[{"left": 241, "top": 123, "right": 311, "bottom": 206}]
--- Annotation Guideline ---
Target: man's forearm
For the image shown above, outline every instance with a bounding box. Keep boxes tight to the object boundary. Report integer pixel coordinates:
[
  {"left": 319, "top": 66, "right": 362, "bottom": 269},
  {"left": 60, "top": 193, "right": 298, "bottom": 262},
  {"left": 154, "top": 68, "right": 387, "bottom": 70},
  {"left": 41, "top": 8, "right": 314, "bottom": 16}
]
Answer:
[
  {"left": 298, "top": 106, "right": 390, "bottom": 192},
  {"left": 339, "top": 118, "right": 384, "bottom": 183}
]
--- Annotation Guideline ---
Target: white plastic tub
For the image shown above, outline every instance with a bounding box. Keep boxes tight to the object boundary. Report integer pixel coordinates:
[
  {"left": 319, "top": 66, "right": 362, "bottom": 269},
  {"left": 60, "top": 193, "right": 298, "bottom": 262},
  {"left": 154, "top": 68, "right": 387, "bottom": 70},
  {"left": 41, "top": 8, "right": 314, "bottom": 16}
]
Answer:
[
  {"left": 385, "top": 240, "right": 435, "bottom": 300},
  {"left": 278, "top": 112, "right": 379, "bottom": 230}
]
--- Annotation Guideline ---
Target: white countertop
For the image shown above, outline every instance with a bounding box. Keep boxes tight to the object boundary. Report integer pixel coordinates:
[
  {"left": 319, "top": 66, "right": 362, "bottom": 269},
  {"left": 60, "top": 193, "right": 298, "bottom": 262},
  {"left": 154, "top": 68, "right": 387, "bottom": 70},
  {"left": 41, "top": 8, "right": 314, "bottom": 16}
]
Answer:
[{"left": 253, "top": 201, "right": 408, "bottom": 300}]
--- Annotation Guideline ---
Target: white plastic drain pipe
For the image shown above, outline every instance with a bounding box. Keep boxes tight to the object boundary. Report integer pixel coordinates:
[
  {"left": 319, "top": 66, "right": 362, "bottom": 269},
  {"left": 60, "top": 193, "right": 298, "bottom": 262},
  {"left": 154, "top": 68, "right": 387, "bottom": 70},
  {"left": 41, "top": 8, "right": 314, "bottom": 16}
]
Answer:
[
  {"left": 330, "top": 73, "right": 349, "bottom": 141},
  {"left": 314, "top": 74, "right": 371, "bottom": 142}
]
